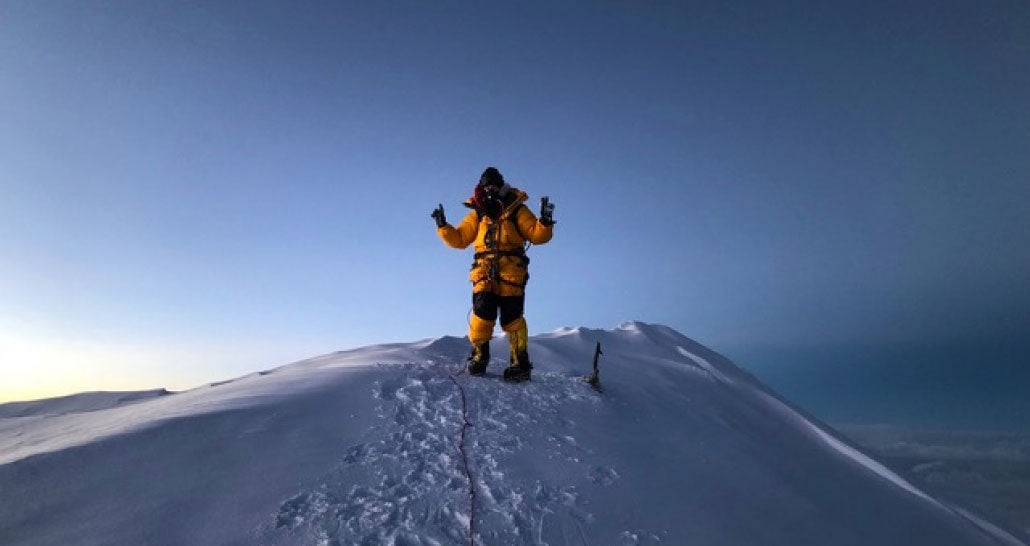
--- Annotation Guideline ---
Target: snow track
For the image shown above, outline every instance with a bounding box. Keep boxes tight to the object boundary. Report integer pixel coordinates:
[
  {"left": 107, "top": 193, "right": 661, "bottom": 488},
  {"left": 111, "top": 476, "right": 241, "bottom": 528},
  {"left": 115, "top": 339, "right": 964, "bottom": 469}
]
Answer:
[
  {"left": 447, "top": 370, "right": 477, "bottom": 546},
  {"left": 276, "top": 364, "right": 470, "bottom": 545},
  {"left": 275, "top": 361, "right": 612, "bottom": 546}
]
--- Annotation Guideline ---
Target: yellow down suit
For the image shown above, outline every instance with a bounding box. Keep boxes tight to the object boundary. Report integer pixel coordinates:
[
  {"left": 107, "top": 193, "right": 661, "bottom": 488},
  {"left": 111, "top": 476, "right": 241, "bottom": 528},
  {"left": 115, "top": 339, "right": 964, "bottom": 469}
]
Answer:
[{"left": 436, "top": 188, "right": 553, "bottom": 357}]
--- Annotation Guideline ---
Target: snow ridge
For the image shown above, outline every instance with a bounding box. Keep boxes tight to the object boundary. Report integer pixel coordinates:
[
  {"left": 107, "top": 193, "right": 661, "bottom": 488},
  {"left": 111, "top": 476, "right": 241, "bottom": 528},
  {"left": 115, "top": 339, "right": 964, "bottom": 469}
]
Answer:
[
  {"left": 2, "top": 322, "right": 1026, "bottom": 546},
  {"left": 0, "top": 389, "right": 171, "bottom": 418}
]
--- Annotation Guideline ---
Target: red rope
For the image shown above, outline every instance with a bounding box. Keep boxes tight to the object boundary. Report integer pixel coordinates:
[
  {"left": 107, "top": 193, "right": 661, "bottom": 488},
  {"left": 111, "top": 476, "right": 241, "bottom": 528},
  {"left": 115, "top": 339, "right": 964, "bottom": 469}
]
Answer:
[{"left": 449, "top": 369, "right": 477, "bottom": 546}]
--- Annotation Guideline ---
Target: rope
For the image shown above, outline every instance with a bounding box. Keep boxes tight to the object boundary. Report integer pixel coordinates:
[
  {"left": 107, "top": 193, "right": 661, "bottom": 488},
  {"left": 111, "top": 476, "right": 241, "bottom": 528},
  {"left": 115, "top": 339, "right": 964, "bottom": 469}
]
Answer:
[{"left": 449, "top": 366, "right": 477, "bottom": 546}]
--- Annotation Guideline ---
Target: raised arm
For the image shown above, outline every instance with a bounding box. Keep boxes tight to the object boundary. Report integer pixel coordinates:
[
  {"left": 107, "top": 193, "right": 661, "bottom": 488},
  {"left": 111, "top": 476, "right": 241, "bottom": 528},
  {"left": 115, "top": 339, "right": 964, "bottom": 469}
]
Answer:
[
  {"left": 515, "top": 204, "right": 553, "bottom": 245},
  {"left": 438, "top": 210, "right": 480, "bottom": 249}
]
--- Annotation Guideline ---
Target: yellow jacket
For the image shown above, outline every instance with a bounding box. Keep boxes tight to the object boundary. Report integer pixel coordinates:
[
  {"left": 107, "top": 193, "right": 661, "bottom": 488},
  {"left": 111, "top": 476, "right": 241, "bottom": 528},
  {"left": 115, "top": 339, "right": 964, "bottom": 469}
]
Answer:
[{"left": 437, "top": 188, "right": 553, "bottom": 295}]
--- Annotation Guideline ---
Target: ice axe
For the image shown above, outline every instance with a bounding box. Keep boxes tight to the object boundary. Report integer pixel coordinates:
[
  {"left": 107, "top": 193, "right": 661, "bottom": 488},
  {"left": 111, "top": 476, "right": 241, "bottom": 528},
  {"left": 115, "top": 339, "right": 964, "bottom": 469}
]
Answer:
[{"left": 584, "top": 342, "right": 602, "bottom": 392}]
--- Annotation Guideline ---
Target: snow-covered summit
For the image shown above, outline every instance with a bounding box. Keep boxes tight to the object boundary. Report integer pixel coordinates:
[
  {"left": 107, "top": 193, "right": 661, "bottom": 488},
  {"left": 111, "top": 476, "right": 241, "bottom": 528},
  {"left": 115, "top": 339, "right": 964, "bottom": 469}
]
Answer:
[{"left": 0, "top": 323, "right": 1024, "bottom": 546}]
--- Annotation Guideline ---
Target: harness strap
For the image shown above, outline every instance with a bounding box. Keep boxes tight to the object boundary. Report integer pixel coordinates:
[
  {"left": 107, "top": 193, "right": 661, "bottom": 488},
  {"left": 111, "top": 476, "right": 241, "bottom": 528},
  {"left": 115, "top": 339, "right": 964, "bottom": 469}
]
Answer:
[
  {"left": 470, "top": 202, "right": 531, "bottom": 290},
  {"left": 473, "top": 249, "right": 529, "bottom": 261}
]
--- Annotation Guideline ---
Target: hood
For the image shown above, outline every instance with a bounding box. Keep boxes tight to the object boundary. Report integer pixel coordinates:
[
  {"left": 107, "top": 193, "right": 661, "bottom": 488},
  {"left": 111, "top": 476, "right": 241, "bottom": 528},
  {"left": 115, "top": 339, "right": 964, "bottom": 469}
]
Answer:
[{"left": 464, "top": 186, "right": 529, "bottom": 219}]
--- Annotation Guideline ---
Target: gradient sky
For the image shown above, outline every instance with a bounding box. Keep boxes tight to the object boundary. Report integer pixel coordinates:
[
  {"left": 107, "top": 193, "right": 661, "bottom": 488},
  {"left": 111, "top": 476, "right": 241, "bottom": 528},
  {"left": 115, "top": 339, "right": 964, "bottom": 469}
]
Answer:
[{"left": 1, "top": 1, "right": 1028, "bottom": 404}]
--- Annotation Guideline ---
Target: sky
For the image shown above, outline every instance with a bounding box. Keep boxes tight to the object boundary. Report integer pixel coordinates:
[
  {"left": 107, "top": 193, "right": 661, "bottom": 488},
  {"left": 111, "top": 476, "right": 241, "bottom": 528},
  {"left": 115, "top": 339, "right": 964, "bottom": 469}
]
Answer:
[{"left": 1, "top": 1, "right": 1028, "bottom": 406}]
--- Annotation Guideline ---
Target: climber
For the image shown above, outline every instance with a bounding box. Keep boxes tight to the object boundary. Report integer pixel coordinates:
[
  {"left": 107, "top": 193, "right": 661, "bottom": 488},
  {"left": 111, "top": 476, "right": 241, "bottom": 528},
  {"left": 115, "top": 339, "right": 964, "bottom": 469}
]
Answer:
[{"left": 432, "top": 167, "right": 555, "bottom": 381}]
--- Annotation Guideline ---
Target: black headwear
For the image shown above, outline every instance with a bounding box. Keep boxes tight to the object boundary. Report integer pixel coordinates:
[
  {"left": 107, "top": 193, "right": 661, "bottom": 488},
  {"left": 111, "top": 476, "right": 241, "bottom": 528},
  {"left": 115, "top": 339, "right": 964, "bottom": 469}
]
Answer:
[{"left": 479, "top": 167, "right": 504, "bottom": 188}]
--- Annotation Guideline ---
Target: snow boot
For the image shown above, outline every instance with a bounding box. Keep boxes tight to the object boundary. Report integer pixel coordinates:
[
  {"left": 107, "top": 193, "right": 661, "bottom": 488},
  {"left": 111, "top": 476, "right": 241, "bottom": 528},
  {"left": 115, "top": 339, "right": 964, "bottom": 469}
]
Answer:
[
  {"left": 503, "top": 350, "right": 532, "bottom": 382},
  {"left": 467, "top": 341, "right": 489, "bottom": 376}
]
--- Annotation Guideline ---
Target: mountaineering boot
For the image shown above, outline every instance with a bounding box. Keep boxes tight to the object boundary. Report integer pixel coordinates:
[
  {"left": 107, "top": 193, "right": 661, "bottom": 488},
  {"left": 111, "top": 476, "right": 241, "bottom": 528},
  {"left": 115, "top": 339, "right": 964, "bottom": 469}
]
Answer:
[
  {"left": 502, "top": 317, "right": 532, "bottom": 381},
  {"left": 467, "top": 313, "right": 495, "bottom": 376},
  {"left": 467, "top": 341, "right": 490, "bottom": 375},
  {"left": 503, "top": 350, "right": 532, "bottom": 382}
]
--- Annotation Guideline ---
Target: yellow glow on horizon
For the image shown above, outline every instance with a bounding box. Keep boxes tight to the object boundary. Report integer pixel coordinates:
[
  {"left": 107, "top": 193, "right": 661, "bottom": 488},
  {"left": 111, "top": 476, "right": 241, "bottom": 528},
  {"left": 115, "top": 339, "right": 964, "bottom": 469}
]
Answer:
[
  {"left": 0, "top": 330, "right": 326, "bottom": 404},
  {"left": 0, "top": 334, "right": 174, "bottom": 403}
]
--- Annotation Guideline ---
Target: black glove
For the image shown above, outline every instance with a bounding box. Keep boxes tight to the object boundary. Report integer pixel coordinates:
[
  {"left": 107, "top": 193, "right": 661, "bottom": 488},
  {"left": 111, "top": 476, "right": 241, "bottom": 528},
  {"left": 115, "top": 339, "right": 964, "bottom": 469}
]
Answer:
[
  {"left": 539, "top": 196, "right": 555, "bottom": 226},
  {"left": 431, "top": 203, "right": 447, "bottom": 228}
]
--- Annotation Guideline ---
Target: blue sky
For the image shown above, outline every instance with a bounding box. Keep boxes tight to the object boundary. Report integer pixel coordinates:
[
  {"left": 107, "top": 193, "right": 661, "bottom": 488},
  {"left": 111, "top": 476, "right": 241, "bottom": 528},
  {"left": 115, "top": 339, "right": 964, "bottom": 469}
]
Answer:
[{"left": 1, "top": 1, "right": 1027, "bottom": 404}]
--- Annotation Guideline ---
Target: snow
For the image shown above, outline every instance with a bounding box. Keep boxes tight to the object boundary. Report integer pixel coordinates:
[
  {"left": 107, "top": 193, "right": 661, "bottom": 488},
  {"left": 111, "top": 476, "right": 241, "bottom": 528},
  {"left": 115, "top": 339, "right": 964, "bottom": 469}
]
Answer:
[
  {"left": 804, "top": 409, "right": 937, "bottom": 503},
  {"left": 676, "top": 346, "right": 735, "bottom": 384},
  {"left": 0, "top": 389, "right": 171, "bottom": 418},
  {"left": 0, "top": 322, "right": 1024, "bottom": 546}
]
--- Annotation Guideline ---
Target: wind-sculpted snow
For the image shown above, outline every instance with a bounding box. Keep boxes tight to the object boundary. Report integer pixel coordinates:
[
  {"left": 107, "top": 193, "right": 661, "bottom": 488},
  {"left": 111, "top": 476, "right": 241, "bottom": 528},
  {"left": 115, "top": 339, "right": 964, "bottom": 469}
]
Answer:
[{"left": 0, "top": 322, "right": 1025, "bottom": 546}]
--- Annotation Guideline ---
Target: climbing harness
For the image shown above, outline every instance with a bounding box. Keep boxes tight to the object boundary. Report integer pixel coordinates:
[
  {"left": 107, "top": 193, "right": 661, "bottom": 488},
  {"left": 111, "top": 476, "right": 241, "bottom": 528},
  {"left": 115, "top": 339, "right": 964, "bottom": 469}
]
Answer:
[{"left": 470, "top": 202, "right": 534, "bottom": 291}]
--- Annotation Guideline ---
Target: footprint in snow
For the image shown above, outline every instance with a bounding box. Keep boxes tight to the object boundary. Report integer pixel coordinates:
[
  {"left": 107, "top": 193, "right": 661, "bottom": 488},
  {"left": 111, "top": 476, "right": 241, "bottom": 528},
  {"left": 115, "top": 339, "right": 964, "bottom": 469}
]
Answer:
[{"left": 275, "top": 362, "right": 615, "bottom": 545}]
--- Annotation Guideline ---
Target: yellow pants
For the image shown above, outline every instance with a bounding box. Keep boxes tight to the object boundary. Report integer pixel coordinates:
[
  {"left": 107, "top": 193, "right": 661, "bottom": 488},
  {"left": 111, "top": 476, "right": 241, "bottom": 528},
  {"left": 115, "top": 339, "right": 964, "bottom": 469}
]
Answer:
[{"left": 469, "top": 292, "right": 528, "bottom": 360}]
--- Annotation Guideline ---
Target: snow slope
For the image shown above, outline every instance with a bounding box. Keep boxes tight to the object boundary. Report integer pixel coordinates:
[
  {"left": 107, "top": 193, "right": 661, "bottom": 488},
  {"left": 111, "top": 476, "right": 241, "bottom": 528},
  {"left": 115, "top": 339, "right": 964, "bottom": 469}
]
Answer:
[
  {"left": 0, "top": 322, "right": 1024, "bottom": 546},
  {"left": 0, "top": 389, "right": 171, "bottom": 419}
]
